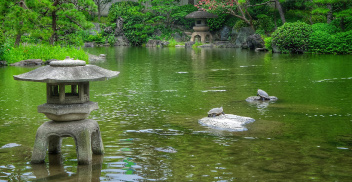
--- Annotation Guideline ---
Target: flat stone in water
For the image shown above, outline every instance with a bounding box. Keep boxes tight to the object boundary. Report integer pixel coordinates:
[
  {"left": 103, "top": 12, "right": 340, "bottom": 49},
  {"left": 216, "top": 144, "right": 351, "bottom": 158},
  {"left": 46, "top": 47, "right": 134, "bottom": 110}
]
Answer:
[
  {"left": 198, "top": 114, "right": 255, "bottom": 131},
  {"left": 0, "top": 143, "right": 21, "bottom": 149},
  {"left": 246, "top": 96, "right": 278, "bottom": 102}
]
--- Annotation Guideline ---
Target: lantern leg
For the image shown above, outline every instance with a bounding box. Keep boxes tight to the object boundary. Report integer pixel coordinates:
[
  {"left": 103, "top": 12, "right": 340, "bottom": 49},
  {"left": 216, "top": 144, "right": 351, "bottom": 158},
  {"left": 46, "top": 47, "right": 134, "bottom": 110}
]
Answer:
[
  {"left": 91, "top": 128, "right": 104, "bottom": 155},
  {"left": 31, "top": 125, "right": 49, "bottom": 164},
  {"left": 75, "top": 129, "right": 92, "bottom": 165}
]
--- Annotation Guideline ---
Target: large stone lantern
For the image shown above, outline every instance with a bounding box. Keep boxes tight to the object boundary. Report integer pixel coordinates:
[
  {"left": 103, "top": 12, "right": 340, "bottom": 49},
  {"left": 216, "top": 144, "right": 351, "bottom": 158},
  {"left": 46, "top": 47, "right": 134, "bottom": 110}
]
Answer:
[
  {"left": 13, "top": 57, "right": 119, "bottom": 165},
  {"left": 185, "top": 9, "right": 218, "bottom": 43}
]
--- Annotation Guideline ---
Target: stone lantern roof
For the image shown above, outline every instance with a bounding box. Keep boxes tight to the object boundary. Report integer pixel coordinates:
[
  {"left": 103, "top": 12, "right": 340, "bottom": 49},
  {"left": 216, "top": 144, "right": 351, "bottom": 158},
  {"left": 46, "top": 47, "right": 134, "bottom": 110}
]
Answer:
[
  {"left": 13, "top": 57, "right": 119, "bottom": 83},
  {"left": 185, "top": 9, "right": 218, "bottom": 19},
  {"left": 13, "top": 57, "right": 120, "bottom": 122}
]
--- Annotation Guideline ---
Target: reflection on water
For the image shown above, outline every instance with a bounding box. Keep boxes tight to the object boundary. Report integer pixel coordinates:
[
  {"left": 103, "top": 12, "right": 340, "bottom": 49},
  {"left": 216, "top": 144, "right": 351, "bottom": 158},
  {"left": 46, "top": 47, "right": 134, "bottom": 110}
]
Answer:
[
  {"left": 31, "top": 154, "right": 103, "bottom": 181},
  {"left": 0, "top": 47, "right": 352, "bottom": 181}
]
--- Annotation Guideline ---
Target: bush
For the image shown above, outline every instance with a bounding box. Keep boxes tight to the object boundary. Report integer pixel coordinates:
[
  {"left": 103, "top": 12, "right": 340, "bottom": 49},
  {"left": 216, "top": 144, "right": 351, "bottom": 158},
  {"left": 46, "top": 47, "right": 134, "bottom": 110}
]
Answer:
[
  {"left": 108, "top": 1, "right": 140, "bottom": 23},
  {"left": 172, "top": 4, "right": 198, "bottom": 29},
  {"left": 3, "top": 44, "right": 88, "bottom": 64},
  {"left": 271, "top": 21, "right": 312, "bottom": 53},
  {"left": 207, "top": 12, "right": 228, "bottom": 31},
  {"left": 108, "top": 2, "right": 154, "bottom": 46},
  {"left": 309, "top": 26, "right": 352, "bottom": 54},
  {"left": 234, "top": 20, "right": 248, "bottom": 30},
  {"left": 0, "top": 29, "right": 5, "bottom": 61},
  {"left": 264, "top": 37, "right": 272, "bottom": 50},
  {"left": 254, "top": 14, "right": 275, "bottom": 33}
]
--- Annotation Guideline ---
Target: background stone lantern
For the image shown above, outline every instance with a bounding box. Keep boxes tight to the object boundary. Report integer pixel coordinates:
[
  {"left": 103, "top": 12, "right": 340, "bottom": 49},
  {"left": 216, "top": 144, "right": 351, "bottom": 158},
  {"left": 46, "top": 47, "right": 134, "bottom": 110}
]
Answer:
[
  {"left": 185, "top": 9, "right": 218, "bottom": 43},
  {"left": 13, "top": 57, "right": 119, "bottom": 165}
]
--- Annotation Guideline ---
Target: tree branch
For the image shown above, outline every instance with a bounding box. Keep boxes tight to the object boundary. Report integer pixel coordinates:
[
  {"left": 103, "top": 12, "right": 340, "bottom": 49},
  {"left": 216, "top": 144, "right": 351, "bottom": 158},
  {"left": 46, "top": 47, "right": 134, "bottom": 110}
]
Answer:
[
  {"left": 247, "top": 0, "right": 275, "bottom": 7},
  {"left": 65, "top": 15, "right": 83, "bottom": 29}
]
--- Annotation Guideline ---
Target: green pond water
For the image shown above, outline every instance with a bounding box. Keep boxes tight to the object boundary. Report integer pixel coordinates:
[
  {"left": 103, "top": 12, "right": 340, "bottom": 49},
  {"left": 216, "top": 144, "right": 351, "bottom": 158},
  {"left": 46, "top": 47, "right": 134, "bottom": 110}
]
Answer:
[{"left": 0, "top": 47, "right": 352, "bottom": 181}]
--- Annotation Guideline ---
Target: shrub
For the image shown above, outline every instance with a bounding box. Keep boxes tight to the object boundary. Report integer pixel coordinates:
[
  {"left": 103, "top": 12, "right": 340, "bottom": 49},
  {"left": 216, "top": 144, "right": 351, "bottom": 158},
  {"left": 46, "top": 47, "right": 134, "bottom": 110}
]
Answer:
[
  {"left": 3, "top": 44, "right": 88, "bottom": 64},
  {"left": 254, "top": 14, "right": 275, "bottom": 33},
  {"left": 309, "top": 29, "right": 352, "bottom": 54},
  {"left": 207, "top": 12, "right": 229, "bottom": 31},
  {"left": 172, "top": 4, "right": 198, "bottom": 29},
  {"left": 264, "top": 37, "right": 272, "bottom": 50},
  {"left": 0, "top": 29, "right": 5, "bottom": 61},
  {"left": 271, "top": 21, "right": 312, "bottom": 53},
  {"left": 234, "top": 20, "right": 248, "bottom": 30},
  {"left": 108, "top": 2, "right": 154, "bottom": 46}
]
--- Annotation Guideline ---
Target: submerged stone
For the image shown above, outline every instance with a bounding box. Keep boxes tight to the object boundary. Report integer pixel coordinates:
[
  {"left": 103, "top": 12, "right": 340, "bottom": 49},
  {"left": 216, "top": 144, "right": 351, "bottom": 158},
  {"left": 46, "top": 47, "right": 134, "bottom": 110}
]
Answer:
[
  {"left": 199, "top": 114, "right": 255, "bottom": 131},
  {"left": 246, "top": 96, "right": 278, "bottom": 102}
]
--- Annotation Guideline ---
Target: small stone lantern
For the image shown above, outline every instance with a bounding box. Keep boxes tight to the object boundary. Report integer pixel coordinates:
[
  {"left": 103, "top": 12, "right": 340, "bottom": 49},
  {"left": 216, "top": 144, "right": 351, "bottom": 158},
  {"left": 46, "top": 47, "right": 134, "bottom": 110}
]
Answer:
[
  {"left": 14, "top": 57, "right": 119, "bottom": 165},
  {"left": 185, "top": 9, "right": 218, "bottom": 43}
]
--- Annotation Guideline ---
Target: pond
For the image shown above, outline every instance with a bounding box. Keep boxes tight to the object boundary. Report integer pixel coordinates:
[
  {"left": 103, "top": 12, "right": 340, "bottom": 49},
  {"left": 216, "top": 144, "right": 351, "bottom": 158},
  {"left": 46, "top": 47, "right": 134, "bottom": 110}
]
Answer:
[{"left": 0, "top": 47, "right": 352, "bottom": 181}]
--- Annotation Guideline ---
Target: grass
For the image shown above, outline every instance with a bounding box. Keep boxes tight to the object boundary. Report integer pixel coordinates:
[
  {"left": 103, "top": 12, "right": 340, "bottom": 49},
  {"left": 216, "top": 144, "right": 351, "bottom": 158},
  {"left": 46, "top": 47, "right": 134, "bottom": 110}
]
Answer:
[{"left": 3, "top": 44, "right": 89, "bottom": 64}]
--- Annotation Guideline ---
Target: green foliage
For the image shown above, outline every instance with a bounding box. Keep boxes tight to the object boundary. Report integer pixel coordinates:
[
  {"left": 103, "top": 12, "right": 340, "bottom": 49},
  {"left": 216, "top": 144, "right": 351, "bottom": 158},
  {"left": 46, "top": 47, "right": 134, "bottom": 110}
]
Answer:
[
  {"left": 272, "top": 21, "right": 312, "bottom": 53},
  {"left": 264, "top": 37, "right": 272, "bottom": 50},
  {"left": 254, "top": 14, "right": 275, "bottom": 33},
  {"left": 0, "top": 29, "right": 5, "bottom": 61},
  {"left": 0, "top": 29, "right": 4, "bottom": 46},
  {"left": 108, "top": 1, "right": 154, "bottom": 46},
  {"left": 234, "top": 20, "right": 248, "bottom": 30},
  {"left": 224, "top": 16, "right": 238, "bottom": 28},
  {"left": 330, "top": 17, "right": 352, "bottom": 31},
  {"left": 192, "top": 41, "right": 203, "bottom": 48},
  {"left": 207, "top": 12, "right": 229, "bottom": 31},
  {"left": 0, "top": 0, "right": 96, "bottom": 46},
  {"left": 3, "top": 44, "right": 88, "bottom": 64},
  {"left": 148, "top": 0, "right": 180, "bottom": 28},
  {"left": 108, "top": 1, "right": 140, "bottom": 22},
  {"left": 87, "top": 33, "right": 105, "bottom": 44},
  {"left": 171, "top": 4, "right": 198, "bottom": 29},
  {"left": 107, "top": 35, "right": 116, "bottom": 46},
  {"left": 309, "top": 23, "right": 352, "bottom": 54}
]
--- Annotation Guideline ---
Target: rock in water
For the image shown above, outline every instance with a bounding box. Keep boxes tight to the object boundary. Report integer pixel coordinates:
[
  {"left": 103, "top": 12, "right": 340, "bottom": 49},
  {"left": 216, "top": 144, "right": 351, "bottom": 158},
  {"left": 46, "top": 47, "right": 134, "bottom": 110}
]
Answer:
[{"left": 199, "top": 114, "right": 255, "bottom": 132}]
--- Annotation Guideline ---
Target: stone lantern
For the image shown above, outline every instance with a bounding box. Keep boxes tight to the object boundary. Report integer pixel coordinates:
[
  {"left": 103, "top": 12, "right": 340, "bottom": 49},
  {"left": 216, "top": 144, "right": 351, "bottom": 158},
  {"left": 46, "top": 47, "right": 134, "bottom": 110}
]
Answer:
[
  {"left": 13, "top": 57, "right": 119, "bottom": 165},
  {"left": 185, "top": 9, "right": 218, "bottom": 43}
]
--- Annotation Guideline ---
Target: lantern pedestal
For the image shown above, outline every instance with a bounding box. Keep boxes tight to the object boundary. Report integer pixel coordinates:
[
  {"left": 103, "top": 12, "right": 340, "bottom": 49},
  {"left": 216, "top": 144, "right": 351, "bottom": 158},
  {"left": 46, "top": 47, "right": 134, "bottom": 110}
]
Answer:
[
  {"left": 38, "top": 101, "right": 99, "bottom": 122},
  {"left": 31, "top": 119, "right": 104, "bottom": 165}
]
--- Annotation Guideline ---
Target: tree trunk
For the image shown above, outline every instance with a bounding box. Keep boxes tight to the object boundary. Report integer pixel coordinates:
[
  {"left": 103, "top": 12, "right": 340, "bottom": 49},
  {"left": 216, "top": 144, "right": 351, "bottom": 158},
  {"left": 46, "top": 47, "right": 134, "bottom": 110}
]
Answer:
[
  {"left": 327, "top": 4, "right": 332, "bottom": 24},
  {"left": 188, "top": 0, "right": 194, "bottom": 5},
  {"left": 274, "top": 0, "right": 285, "bottom": 24},
  {"left": 98, "top": 2, "right": 101, "bottom": 22},
  {"left": 14, "top": 29, "right": 22, "bottom": 47},
  {"left": 50, "top": 10, "right": 57, "bottom": 45},
  {"left": 50, "top": 0, "right": 59, "bottom": 45}
]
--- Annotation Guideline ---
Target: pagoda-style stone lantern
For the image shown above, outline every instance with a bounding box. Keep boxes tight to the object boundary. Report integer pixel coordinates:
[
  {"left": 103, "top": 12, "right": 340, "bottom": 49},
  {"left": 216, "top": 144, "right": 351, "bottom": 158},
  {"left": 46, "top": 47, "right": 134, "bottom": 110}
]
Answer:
[
  {"left": 14, "top": 57, "right": 119, "bottom": 165},
  {"left": 185, "top": 9, "right": 218, "bottom": 43}
]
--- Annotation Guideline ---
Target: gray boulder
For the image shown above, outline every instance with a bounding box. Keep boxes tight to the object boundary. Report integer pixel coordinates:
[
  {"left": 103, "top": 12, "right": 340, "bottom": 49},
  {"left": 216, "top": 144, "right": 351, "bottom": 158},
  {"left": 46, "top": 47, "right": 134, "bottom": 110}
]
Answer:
[
  {"left": 115, "top": 36, "right": 130, "bottom": 46},
  {"left": 10, "top": 59, "right": 43, "bottom": 66},
  {"left": 255, "top": 48, "right": 268, "bottom": 52},
  {"left": 272, "top": 43, "right": 281, "bottom": 53},
  {"left": 246, "top": 34, "right": 265, "bottom": 50},
  {"left": 185, "top": 41, "right": 195, "bottom": 48},
  {"left": 214, "top": 41, "right": 238, "bottom": 48},
  {"left": 89, "top": 23, "right": 101, "bottom": 35},
  {"left": 199, "top": 114, "right": 255, "bottom": 132},
  {"left": 88, "top": 53, "right": 106, "bottom": 62},
  {"left": 146, "top": 40, "right": 169, "bottom": 47},
  {"left": 84, "top": 42, "right": 94, "bottom": 47},
  {"left": 235, "top": 27, "right": 255, "bottom": 47},
  {"left": 220, "top": 26, "right": 231, "bottom": 41},
  {"left": 0, "top": 61, "right": 7, "bottom": 66},
  {"left": 171, "top": 32, "right": 189, "bottom": 42}
]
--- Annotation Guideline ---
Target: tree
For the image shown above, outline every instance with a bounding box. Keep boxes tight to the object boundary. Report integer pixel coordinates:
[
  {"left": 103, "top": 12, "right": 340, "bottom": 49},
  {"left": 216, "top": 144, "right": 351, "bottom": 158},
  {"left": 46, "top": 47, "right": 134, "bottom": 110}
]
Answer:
[
  {"left": 312, "top": 0, "right": 352, "bottom": 27},
  {"left": 93, "top": 0, "right": 112, "bottom": 22},
  {"left": 0, "top": 0, "right": 39, "bottom": 47},
  {"left": 37, "top": 0, "right": 97, "bottom": 45},
  {"left": 195, "top": 0, "right": 286, "bottom": 31}
]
